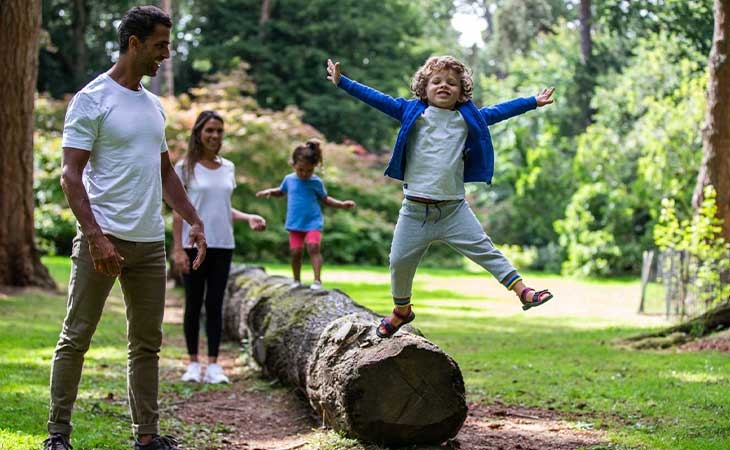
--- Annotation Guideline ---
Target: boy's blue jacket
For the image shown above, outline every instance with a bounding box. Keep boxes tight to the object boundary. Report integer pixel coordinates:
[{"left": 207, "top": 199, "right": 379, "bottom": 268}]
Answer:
[{"left": 337, "top": 75, "right": 537, "bottom": 184}]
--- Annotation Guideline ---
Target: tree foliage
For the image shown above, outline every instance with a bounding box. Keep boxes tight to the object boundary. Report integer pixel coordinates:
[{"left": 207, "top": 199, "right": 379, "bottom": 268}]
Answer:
[
  {"left": 33, "top": 0, "right": 726, "bottom": 280},
  {"left": 182, "top": 0, "right": 442, "bottom": 151}
]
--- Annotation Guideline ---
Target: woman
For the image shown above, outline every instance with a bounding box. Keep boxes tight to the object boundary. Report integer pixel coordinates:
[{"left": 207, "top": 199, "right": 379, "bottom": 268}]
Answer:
[{"left": 173, "top": 110, "right": 266, "bottom": 383}]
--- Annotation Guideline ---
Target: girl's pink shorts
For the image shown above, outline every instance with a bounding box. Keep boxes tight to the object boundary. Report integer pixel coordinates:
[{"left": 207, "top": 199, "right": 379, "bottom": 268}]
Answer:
[{"left": 288, "top": 230, "right": 322, "bottom": 249}]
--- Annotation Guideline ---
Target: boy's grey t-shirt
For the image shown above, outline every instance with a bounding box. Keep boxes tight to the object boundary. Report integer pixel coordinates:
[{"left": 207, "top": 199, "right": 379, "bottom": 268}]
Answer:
[
  {"left": 61, "top": 73, "right": 168, "bottom": 242},
  {"left": 403, "top": 106, "right": 468, "bottom": 200}
]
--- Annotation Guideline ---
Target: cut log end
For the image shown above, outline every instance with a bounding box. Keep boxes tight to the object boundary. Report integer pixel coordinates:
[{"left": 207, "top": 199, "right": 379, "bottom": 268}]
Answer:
[
  {"left": 307, "top": 318, "right": 466, "bottom": 445},
  {"left": 345, "top": 342, "right": 467, "bottom": 444},
  {"left": 225, "top": 266, "right": 467, "bottom": 445}
]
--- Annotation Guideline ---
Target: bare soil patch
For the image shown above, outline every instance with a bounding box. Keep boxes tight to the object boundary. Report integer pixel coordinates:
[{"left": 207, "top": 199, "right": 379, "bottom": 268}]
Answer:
[{"left": 677, "top": 328, "right": 730, "bottom": 352}]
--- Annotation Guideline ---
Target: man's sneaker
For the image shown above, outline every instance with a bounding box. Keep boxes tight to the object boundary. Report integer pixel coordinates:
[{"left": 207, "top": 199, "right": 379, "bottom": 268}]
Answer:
[
  {"left": 202, "top": 363, "right": 229, "bottom": 384},
  {"left": 42, "top": 433, "right": 72, "bottom": 450},
  {"left": 134, "top": 435, "right": 181, "bottom": 450},
  {"left": 180, "top": 362, "right": 201, "bottom": 382},
  {"left": 310, "top": 281, "right": 322, "bottom": 290}
]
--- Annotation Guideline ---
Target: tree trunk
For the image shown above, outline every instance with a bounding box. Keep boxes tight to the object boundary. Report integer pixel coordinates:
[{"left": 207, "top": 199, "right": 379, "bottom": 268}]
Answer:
[
  {"left": 71, "top": 0, "right": 89, "bottom": 90},
  {"left": 223, "top": 266, "right": 467, "bottom": 446},
  {"left": 579, "top": 0, "right": 592, "bottom": 65},
  {"left": 161, "top": 0, "right": 174, "bottom": 96},
  {"left": 624, "top": 301, "right": 730, "bottom": 350},
  {"left": 0, "top": 0, "right": 56, "bottom": 289},
  {"left": 693, "top": 0, "right": 730, "bottom": 242}
]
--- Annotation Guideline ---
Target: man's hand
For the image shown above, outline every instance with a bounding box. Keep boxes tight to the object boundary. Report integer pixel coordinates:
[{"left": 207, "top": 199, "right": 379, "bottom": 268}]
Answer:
[
  {"left": 87, "top": 234, "right": 124, "bottom": 277},
  {"left": 327, "top": 59, "right": 341, "bottom": 86},
  {"left": 535, "top": 87, "right": 555, "bottom": 107},
  {"left": 187, "top": 223, "right": 206, "bottom": 270},
  {"left": 341, "top": 200, "right": 356, "bottom": 209}
]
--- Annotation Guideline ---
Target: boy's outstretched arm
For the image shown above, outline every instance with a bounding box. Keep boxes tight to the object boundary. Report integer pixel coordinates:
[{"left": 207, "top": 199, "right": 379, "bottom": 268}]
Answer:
[
  {"left": 536, "top": 86, "right": 555, "bottom": 107},
  {"left": 327, "top": 59, "right": 341, "bottom": 86}
]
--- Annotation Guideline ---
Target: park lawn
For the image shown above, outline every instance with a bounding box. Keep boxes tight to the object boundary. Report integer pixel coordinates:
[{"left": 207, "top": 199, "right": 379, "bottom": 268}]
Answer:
[{"left": 0, "top": 257, "right": 727, "bottom": 449}]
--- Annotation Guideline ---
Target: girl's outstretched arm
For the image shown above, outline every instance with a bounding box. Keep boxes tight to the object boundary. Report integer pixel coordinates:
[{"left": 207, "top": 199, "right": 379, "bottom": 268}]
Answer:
[{"left": 323, "top": 196, "right": 356, "bottom": 209}]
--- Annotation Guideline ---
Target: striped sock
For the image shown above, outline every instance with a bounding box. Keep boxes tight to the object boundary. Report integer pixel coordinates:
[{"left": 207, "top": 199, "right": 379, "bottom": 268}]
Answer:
[
  {"left": 500, "top": 271, "right": 522, "bottom": 290},
  {"left": 393, "top": 297, "right": 411, "bottom": 314}
]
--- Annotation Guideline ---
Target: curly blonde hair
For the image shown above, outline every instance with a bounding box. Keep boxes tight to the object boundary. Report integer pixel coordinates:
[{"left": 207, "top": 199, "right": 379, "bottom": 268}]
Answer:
[{"left": 410, "top": 55, "right": 473, "bottom": 105}]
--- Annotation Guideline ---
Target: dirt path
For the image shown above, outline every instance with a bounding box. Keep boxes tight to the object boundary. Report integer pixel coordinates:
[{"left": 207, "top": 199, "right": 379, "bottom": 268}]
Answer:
[{"left": 161, "top": 287, "right": 611, "bottom": 450}]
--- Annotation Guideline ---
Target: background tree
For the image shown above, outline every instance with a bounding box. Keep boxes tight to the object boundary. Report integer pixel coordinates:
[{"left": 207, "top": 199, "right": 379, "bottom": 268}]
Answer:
[
  {"left": 693, "top": 0, "right": 730, "bottom": 242},
  {"left": 182, "top": 0, "right": 441, "bottom": 151},
  {"left": 0, "top": 0, "right": 55, "bottom": 288}
]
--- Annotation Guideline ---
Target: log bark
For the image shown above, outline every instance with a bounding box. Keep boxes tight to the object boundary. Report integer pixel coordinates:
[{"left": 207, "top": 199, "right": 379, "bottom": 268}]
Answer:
[{"left": 223, "top": 266, "right": 467, "bottom": 446}]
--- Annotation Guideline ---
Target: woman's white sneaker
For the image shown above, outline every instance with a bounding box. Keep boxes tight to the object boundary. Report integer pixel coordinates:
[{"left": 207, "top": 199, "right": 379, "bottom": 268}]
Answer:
[
  {"left": 203, "top": 363, "right": 230, "bottom": 384},
  {"left": 181, "top": 362, "right": 201, "bottom": 382}
]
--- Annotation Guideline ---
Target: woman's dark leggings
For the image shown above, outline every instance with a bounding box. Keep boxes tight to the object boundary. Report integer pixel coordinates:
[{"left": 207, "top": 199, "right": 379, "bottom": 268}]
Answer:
[{"left": 182, "top": 248, "right": 233, "bottom": 358}]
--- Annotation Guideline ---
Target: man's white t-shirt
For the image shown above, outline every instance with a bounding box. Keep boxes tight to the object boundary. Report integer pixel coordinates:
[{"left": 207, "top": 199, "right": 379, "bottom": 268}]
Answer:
[
  {"left": 174, "top": 158, "right": 236, "bottom": 249},
  {"left": 403, "top": 106, "right": 468, "bottom": 200},
  {"left": 62, "top": 73, "right": 168, "bottom": 242}
]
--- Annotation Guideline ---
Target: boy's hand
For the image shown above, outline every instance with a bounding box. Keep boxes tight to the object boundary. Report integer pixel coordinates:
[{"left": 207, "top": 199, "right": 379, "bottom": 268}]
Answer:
[
  {"left": 342, "top": 200, "right": 356, "bottom": 209},
  {"left": 327, "top": 59, "right": 341, "bottom": 86},
  {"left": 256, "top": 189, "right": 271, "bottom": 198},
  {"left": 535, "top": 87, "right": 555, "bottom": 107}
]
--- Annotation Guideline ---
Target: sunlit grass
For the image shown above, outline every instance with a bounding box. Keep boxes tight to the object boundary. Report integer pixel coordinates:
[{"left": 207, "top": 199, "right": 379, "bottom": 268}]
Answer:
[{"left": 0, "top": 257, "right": 728, "bottom": 449}]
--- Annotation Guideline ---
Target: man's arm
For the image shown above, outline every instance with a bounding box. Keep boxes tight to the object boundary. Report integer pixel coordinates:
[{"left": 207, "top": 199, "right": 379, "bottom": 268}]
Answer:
[
  {"left": 61, "top": 147, "right": 124, "bottom": 276},
  {"left": 171, "top": 211, "right": 190, "bottom": 274},
  {"left": 161, "top": 151, "right": 206, "bottom": 269}
]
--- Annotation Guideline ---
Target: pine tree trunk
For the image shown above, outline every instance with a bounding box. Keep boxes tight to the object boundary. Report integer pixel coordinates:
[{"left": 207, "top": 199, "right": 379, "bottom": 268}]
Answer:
[
  {"left": 0, "top": 0, "right": 56, "bottom": 289},
  {"left": 223, "top": 266, "right": 467, "bottom": 446}
]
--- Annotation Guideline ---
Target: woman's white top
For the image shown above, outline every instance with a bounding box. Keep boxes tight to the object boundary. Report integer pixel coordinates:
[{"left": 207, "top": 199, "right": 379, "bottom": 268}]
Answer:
[{"left": 175, "top": 157, "right": 236, "bottom": 249}]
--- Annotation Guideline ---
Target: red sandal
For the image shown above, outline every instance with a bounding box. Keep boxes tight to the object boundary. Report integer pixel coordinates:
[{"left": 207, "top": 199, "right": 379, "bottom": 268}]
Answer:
[
  {"left": 520, "top": 288, "right": 553, "bottom": 310},
  {"left": 376, "top": 307, "right": 416, "bottom": 338}
]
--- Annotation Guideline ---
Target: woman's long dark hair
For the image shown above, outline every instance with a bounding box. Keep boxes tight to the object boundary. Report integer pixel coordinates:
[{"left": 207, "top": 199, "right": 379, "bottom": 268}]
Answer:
[{"left": 182, "top": 110, "right": 224, "bottom": 184}]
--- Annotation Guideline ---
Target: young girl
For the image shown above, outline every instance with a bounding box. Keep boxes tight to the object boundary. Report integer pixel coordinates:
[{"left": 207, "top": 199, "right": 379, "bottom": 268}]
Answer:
[
  {"left": 173, "top": 110, "right": 267, "bottom": 383},
  {"left": 326, "top": 56, "right": 555, "bottom": 338},
  {"left": 256, "top": 139, "right": 356, "bottom": 289}
]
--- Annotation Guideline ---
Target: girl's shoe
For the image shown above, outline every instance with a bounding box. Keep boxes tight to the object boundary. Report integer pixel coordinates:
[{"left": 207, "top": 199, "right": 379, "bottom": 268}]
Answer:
[
  {"left": 180, "top": 362, "right": 201, "bottom": 383},
  {"left": 203, "top": 363, "right": 230, "bottom": 384}
]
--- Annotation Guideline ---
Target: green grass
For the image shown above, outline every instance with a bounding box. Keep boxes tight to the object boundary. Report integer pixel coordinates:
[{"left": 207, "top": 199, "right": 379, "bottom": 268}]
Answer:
[{"left": 1, "top": 258, "right": 729, "bottom": 449}]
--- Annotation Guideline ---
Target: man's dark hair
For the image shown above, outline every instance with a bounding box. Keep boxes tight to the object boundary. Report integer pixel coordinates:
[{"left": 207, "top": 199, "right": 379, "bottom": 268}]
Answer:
[{"left": 118, "top": 5, "right": 172, "bottom": 54}]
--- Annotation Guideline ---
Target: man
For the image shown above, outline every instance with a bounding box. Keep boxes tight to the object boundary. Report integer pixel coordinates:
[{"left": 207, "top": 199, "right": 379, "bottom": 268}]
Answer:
[{"left": 43, "top": 6, "right": 205, "bottom": 450}]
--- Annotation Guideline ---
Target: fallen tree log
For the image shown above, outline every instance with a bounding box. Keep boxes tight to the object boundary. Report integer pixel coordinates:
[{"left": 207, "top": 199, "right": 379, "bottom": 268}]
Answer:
[{"left": 222, "top": 266, "right": 467, "bottom": 446}]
